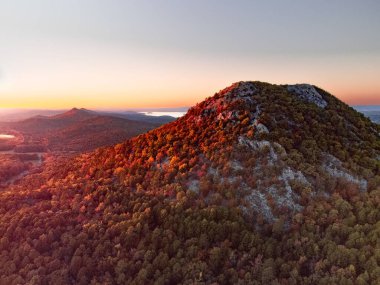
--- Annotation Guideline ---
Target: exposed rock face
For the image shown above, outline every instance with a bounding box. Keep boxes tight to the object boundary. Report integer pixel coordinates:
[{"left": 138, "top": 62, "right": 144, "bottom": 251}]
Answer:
[
  {"left": 237, "top": 136, "right": 304, "bottom": 221},
  {"left": 287, "top": 84, "right": 328, "bottom": 108},
  {"left": 226, "top": 81, "right": 258, "bottom": 99},
  {"left": 323, "top": 154, "right": 368, "bottom": 191}
]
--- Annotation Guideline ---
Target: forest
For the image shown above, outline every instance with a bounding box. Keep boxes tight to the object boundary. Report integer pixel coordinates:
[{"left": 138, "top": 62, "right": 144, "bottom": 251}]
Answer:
[{"left": 0, "top": 82, "right": 379, "bottom": 284}]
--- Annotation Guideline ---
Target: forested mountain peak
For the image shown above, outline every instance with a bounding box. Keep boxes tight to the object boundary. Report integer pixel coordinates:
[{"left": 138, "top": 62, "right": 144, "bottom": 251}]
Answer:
[
  {"left": 51, "top": 107, "right": 96, "bottom": 120},
  {"left": 79, "top": 81, "right": 379, "bottom": 221},
  {"left": 1, "top": 82, "right": 379, "bottom": 284}
]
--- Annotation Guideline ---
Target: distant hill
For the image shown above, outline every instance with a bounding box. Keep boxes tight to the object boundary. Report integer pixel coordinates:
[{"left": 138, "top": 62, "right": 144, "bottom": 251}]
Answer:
[
  {"left": 1, "top": 82, "right": 379, "bottom": 284},
  {"left": 9, "top": 108, "right": 98, "bottom": 134},
  {"left": 51, "top": 107, "right": 97, "bottom": 120},
  {"left": 4, "top": 108, "right": 172, "bottom": 152}
]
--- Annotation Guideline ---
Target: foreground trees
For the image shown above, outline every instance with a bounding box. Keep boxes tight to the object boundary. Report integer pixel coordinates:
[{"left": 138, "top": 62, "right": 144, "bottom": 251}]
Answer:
[{"left": 0, "top": 183, "right": 379, "bottom": 284}]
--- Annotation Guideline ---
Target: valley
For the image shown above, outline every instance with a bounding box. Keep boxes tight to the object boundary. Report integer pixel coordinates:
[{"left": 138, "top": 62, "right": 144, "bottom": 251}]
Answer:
[{"left": 0, "top": 130, "right": 46, "bottom": 188}]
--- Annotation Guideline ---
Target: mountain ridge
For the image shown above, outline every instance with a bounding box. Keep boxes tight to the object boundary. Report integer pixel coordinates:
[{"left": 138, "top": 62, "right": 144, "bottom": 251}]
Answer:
[{"left": 51, "top": 108, "right": 97, "bottom": 120}]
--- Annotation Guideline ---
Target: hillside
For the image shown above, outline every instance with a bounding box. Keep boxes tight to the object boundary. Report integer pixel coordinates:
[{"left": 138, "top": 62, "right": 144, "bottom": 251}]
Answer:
[
  {"left": 0, "top": 82, "right": 379, "bottom": 284},
  {"left": 10, "top": 108, "right": 98, "bottom": 134}
]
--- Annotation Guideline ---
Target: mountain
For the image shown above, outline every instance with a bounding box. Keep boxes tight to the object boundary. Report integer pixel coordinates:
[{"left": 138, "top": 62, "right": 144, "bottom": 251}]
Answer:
[
  {"left": 50, "top": 108, "right": 97, "bottom": 120},
  {"left": 10, "top": 108, "right": 98, "bottom": 134},
  {"left": 0, "top": 82, "right": 379, "bottom": 284},
  {"left": 2, "top": 108, "right": 168, "bottom": 152}
]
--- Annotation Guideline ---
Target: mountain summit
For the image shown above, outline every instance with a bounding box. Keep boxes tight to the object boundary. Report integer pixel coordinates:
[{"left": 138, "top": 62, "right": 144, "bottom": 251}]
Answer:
[
  {"left": 1, "top": 82, "right": 379, "bottom": 284},
  {"left": 51, "top": 107, "right": 97, "bottom": 120}
]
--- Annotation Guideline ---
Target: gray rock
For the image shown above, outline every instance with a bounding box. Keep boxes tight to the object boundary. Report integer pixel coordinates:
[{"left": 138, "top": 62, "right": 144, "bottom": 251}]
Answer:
[{"left": 287, "top": 84, "right": 328, "bottom": 108}]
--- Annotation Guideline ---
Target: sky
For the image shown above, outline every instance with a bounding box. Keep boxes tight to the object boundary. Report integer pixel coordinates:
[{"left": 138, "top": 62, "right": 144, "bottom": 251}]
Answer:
[{"left": 0, "top": 0, "right": 379, "bottom": 109}]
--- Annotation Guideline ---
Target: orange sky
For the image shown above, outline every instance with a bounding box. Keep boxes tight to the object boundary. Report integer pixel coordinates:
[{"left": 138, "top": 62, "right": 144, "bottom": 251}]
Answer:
[{"left": 1, "top": 51, "right": 378, "bottom": 108}]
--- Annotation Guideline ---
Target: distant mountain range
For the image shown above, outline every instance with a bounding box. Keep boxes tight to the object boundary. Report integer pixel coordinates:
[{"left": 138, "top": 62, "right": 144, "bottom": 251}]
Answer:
[
  {"left": 0, "top": 108, "right": 186, "bottom": 123},
  {"left": 0, "top": 108, "right": 177, "bottom": 152},
  {"left": 1, "top": 105, "right": 378, "bottom": 124}
]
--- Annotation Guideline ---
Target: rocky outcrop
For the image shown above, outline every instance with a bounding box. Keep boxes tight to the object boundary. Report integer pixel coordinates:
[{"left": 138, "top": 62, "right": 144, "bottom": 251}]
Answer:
[{"left": 287, "top": 84, "right": 328, "bottom": 108}]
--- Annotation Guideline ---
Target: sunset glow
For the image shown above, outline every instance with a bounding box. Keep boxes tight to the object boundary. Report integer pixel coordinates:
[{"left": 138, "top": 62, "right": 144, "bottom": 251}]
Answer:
[{"left": 1, "top": 0, "right": 379, "bottom": 108}]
